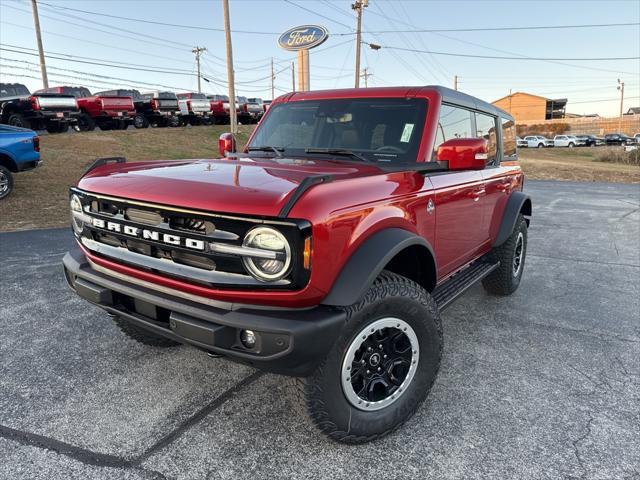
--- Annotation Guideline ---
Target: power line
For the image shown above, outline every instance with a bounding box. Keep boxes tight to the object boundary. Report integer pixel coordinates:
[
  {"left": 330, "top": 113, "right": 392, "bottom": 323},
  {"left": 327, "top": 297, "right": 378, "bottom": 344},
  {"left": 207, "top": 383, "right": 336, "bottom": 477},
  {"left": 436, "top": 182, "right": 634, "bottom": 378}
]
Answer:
[
  {"left": 356, "top": 22, "right": 640, "bottom": 34},
  {"left": 282, "top": 0, "right": 353, "bottom": 30},
  {"left": 0, "top": 20, "right": 195, "bottom": 67},
  {"left": 374, "top": 45, "right": 639, "bottom": 62},
  {"left": 0, "top": 47, "right": 197, "bottom": 76}
]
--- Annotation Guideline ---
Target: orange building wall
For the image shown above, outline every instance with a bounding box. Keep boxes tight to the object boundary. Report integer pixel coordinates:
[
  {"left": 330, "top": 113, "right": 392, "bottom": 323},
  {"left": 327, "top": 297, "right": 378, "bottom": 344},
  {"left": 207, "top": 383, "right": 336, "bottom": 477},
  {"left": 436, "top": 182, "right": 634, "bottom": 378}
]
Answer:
[{"left": 492, "top": 93, "right": 547, "bottom": 122}]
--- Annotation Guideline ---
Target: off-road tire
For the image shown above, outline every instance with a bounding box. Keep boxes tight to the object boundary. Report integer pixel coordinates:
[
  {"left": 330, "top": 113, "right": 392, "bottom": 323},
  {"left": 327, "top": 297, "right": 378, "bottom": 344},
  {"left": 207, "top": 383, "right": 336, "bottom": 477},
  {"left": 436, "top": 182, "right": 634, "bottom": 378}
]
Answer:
[
  {"left": 288, "top": 271, "right": 443, "bottom": 443},
  {"left": 0, "top": 165, "right": 14, "bottom": 200},
  {"left": 482, "top": 214, "right": 528, "bottom": 295},
  {"left": 133, "top": 114, "right": 149, "bottom": 129},
  {"left": 112, "top": 315, "right": 180, "bottom": 347},
  {"left": 7, "top": 113, "right": 30, "bottom": 129}
]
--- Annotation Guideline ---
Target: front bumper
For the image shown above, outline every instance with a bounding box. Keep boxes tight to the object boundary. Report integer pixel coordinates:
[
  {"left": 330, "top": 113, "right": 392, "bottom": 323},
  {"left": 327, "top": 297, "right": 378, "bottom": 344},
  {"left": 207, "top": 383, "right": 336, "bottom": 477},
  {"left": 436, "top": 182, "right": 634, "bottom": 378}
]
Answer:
[{"left": 63, "top": 247, "right": 345, "bottom": 376}]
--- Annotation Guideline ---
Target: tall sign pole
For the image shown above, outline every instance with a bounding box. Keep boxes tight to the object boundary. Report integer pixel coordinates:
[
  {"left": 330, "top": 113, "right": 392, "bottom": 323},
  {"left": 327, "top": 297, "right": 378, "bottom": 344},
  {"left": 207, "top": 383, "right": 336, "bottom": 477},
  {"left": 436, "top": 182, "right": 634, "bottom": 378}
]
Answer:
[
  {"left": 352, "top": 0, "right": 368, "bottom": 88},
  {"left": 30, "top": 0, "right": 48, "bottom": 88},
  {"left": 222, "top": 0, "right": 237, "bottom": 135},
  {"left": 278, "top": 25, "right": 329, "bottom": 93},
  {"left": 291, "top": 61, "right": 295, "bottom": 92},
  {"left": 270, "top": 57, "right": 275, "bottom": 100}
]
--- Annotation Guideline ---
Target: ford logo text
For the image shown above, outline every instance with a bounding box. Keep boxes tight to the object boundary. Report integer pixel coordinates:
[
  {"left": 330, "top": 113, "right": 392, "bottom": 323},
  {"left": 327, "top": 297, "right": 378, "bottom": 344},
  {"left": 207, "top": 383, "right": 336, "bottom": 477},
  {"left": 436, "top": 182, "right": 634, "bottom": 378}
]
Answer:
[{"left": 278, "top": 25, "right": 329, "bottom": 51}]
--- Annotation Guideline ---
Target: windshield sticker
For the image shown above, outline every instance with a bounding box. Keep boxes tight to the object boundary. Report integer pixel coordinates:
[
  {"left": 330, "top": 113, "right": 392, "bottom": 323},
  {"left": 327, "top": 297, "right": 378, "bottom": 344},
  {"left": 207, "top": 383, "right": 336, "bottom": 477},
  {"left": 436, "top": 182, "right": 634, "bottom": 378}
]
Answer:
[{"left": 400, "top": 124, "right": 414, "bottom": 143}]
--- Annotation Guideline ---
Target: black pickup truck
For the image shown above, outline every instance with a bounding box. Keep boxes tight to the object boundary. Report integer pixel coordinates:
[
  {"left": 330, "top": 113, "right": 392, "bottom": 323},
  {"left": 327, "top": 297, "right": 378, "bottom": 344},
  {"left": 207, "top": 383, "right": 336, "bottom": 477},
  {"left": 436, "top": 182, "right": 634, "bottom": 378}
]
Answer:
[
  {"left": 95, "top": 89, "right": 180, "bottom": 128},
  {"left": 0, "top": 83, "right": 80, "bottom": 133}
]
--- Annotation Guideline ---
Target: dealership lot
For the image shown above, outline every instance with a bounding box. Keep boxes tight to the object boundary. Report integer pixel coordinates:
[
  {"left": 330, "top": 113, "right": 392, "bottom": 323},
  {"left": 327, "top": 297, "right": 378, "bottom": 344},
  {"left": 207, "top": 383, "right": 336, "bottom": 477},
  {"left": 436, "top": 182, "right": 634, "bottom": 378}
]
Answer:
[{"left": 0, "top": 180, "right": 638, "bottom": 480}]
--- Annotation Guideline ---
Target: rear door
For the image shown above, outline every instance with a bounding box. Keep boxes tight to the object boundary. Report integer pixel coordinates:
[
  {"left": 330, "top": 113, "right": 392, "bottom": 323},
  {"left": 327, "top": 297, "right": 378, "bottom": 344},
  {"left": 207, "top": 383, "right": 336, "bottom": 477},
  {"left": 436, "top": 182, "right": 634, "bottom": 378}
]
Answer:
[
  {"left": 481, "top": 115, "right": 520, "bottom": 245},
  {"left": 431, "top": 104, "right": 486, "bottom": 278}
]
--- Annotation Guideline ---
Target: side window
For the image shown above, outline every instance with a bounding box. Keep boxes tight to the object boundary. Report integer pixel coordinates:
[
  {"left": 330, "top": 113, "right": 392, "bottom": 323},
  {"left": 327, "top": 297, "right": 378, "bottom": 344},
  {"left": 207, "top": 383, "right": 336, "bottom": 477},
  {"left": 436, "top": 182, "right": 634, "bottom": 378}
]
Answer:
[
  {"left": 433, "top": 104, "right": 473, "bottom": 158},
  {"left": 501, "top": 117, "right": 517, "bottom": 161},
  {"left": 474, "top": 112, "right": 497, "bottom": 164}
]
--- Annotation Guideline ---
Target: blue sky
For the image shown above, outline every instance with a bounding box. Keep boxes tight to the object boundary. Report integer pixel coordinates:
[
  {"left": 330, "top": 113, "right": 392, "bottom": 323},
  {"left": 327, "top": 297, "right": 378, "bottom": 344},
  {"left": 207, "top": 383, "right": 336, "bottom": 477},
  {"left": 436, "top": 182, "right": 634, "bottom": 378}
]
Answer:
[{"left": 1, "top": 0, "right": 638, "bottom": 116}]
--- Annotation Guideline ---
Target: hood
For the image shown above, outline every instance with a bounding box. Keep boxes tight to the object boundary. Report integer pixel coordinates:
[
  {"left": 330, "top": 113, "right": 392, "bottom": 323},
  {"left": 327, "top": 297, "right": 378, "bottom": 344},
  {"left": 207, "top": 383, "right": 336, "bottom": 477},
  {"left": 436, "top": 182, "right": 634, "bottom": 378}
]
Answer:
[{"left": 78, "top": 157, "right": 383, "bottom": 217}]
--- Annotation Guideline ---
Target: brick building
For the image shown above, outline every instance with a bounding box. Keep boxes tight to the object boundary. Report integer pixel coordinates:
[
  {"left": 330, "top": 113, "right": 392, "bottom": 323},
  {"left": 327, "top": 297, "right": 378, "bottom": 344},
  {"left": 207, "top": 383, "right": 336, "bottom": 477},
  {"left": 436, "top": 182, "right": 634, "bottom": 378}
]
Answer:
[{"left": 492, "top": 92, "right": 567, "bottom": 123}]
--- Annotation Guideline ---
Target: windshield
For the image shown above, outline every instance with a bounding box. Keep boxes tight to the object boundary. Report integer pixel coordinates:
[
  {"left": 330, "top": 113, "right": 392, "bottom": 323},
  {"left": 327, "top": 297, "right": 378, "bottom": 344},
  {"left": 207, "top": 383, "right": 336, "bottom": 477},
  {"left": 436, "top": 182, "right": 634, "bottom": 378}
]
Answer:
[{"left": 249, "top": 98, "right": 427, "bottom": 164}]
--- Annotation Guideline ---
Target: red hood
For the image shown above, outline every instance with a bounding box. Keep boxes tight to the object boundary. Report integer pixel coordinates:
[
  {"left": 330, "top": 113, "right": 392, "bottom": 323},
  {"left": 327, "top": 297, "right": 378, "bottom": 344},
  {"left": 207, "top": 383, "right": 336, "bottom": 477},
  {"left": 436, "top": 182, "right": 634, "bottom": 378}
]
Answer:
[{"left": 78, "top": 157, "right": 383, "bottom": 217}]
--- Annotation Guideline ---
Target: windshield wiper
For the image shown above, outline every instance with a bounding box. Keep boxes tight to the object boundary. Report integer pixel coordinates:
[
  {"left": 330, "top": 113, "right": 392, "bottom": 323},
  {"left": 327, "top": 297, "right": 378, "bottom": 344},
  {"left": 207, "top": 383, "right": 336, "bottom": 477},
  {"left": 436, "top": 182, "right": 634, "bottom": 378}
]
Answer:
[
  {"left": 247, "top": 145, "right": 284, "bottom": 158},
  {"left": 304, "top": 148, "right": 374, "bottom": 163}
]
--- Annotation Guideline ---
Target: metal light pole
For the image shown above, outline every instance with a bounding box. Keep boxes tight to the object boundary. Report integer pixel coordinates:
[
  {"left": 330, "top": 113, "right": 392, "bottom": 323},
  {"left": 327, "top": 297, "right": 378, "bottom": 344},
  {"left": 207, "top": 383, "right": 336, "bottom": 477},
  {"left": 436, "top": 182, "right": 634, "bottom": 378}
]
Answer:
[
  {"left": 352, "top": 0, "right": 368, "bottom": 88},
  {"left": 30, "top": 0, "right": 48, "bottom": 88},
  {"left": 270, "top": 57, "right": 275, "bottom": 100},
  {"left": 291, "top": 61, "right": 295, "bottom": 93},
  {"left": 222, "top": 0, "right": 237, "bottom": 135}
]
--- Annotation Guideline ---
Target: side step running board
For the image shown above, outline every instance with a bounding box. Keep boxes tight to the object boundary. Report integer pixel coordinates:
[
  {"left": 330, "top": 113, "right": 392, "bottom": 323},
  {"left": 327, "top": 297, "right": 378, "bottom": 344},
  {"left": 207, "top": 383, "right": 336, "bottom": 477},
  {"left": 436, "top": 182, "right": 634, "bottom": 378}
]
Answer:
[{"left": 433, "top": 259, "right": 500, "bottom": 311}]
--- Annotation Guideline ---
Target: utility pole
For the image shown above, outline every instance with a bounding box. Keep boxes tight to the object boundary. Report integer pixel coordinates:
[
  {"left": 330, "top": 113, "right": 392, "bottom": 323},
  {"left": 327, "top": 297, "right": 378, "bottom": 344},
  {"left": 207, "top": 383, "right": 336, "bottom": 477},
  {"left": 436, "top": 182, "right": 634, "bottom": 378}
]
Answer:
[
  {"left": 617, "top": 78, "right": 625, "bottom": 133},
  {"left": 222, "top": 0, "right": 237, "bottom": 135},
  {"left": 352, "top": 0, "right": 368, "bottom": 88},
  {"left": 270, "top": 57, "right": 275, "bottom": 100},
  {"left": 291, "top": 61, "right": 295, "bottom": 93},
  {"left": 192, "top": 46, "right": 207, "bottom": 93},
  {"left": 453, "top": 75, "right": 458, "bottom": 91},
  {"left": 361, "top": 68, "right": 372, "bottom": 88},
  {"left": 30, "top": 0, "right": 48, "bottom": 88}
]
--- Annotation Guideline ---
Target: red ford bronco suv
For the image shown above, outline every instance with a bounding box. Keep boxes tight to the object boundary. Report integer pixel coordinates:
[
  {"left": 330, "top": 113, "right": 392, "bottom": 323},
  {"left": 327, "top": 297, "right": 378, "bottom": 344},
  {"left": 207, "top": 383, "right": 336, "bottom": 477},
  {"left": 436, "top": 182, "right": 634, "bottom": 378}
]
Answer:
[{"left": 63, "top": 86, "right": 530, "bottom": 443}]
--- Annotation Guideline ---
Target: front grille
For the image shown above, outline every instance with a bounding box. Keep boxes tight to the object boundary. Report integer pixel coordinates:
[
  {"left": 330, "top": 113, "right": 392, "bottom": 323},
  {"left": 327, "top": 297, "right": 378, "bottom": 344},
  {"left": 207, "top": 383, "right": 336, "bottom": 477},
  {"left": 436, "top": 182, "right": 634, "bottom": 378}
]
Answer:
[{"left": 72, "top": 189, "right": 310, "bottom": 289}]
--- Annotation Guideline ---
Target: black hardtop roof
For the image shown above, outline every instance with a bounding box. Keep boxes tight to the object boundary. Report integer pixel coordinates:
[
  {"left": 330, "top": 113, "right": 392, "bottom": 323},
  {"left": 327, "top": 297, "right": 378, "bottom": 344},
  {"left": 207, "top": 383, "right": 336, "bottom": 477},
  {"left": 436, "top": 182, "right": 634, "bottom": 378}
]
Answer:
[{"left": 425, "top": 85, "right": 513, "bottom": 121}]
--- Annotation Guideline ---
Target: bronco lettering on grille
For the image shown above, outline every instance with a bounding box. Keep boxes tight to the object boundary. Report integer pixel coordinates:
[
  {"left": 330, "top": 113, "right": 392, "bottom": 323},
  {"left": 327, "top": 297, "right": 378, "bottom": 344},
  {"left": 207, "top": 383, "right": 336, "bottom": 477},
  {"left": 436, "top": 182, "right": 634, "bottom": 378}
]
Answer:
[{"left": 91, "top": 217, "right": 206, "bottom": 251}]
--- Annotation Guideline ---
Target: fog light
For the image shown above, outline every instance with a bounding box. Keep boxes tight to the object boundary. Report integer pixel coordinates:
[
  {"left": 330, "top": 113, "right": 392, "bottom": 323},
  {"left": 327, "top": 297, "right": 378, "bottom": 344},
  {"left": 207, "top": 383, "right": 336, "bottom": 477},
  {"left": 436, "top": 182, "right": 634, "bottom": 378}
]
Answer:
[{"left": 240, "top": 329, "right": 257, "bottom": 349}]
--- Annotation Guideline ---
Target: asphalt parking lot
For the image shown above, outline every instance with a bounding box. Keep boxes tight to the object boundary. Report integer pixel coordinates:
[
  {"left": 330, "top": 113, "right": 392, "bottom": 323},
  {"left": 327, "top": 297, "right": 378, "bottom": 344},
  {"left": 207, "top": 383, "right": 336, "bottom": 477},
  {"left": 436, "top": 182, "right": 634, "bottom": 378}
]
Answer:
[{"left": 1, "top": 180, "right": 638, "bottom": 480}]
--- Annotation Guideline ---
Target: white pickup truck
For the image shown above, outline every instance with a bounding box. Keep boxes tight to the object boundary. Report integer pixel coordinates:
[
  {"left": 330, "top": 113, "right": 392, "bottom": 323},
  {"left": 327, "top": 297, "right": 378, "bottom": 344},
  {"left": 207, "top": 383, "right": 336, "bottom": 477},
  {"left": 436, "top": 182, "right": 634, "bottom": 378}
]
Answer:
[
  {"left": 177, "top": 92, "right": 213, "bottom": 125},
  {"left": 553, "top": 135, "right": 583, "bottom": 148},
  {"left": 523, "top": 135, "right": 554, "bottom": 148}
]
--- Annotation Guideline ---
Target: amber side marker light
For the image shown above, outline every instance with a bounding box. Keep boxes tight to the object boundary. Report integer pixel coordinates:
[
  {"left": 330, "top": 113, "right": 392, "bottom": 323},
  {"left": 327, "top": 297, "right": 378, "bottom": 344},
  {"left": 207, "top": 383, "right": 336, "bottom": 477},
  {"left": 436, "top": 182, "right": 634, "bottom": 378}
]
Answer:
[{"left": 303, "top": 237, "right": 312, "bottom": 270}]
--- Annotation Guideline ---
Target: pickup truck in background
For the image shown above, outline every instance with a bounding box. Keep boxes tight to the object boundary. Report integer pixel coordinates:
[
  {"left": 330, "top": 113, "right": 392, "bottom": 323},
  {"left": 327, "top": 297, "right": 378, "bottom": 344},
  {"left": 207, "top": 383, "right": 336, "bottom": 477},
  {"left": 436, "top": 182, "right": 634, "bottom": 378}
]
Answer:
[
  {"left": 0, "top": 124, "right": 40, "bottom": 199},
  {"left": 575, "top": 135, "right": 604, "bottom": 147},
  {"left": 139, "top": 90, "right": 182, "bottom": 128},
  {"left": 35, "top": 86, "right": 135, "bottom": 131},
  {"left": 177, "top": 93, "right": 213, "bottom": 125},
  {"left": 247, "top": 98, "right": 266, "bottom": 121},
  {"left": 237, "top": 96, "right": 260, "bottom": 124},
  {"left": 604, "top": 133, "right": 637, "bottom": 146},
  {"left": 0, "top": 83, "right": 79, "bottom": 133},
  {"left": 523, "top": 135, "right": 554, "bottom": 148},
  {"left": 95, "top": 89, "right": 180, "bottom": 128},
  {"left": 553, "top": 135, "right": 583, "bottom": 148},
  {"left": 207, "top": 94, "right": 231, "bottom": 124}
]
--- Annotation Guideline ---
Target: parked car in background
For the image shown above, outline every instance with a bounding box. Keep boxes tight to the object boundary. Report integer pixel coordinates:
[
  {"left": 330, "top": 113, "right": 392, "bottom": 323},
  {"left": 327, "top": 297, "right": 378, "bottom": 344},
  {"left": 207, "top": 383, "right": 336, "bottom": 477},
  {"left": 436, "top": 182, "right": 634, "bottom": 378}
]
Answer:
[
  {"left": 35, "top": 86, "right": 135, "bottom": 131},
  {"left": 516, "top": 136, "right": 527, "bottom": 148},
  {"left": 207, "top": 94, "right": 231, "bottom": 124},
  {"left": 0, "top": 124, "right": 40, "bottom": 199},
  {"left": 575, "top": 135, "right": 604, "bottom": 147},
  {"left": 523, "top": 135, "right": 553, "bottom": 148},
  {"left": 235, "top": 96, "right": 254, "bottom": 124},
  {"left": 247, "top": 97, "right": 265, "bottom": 121},
  {"left": 553, "top": 135, "right": 582, "bottom": 148},
  {"left": 262, "top": 99, "right": 272, "bottom": 111},
  {"left": 604, "top": 133, "right": 636, "bottom": 146},
  {"left": 139, "top": 90, "right": 182, "bottom": 128},
  {"left": 634, "top": 133, "right": 640, "bottom": 143},
  {"left": 0, "top": 82, "right": 79, "bottom": 133},
  {"left": 177, "top": 92, "right": 213, "bottom": 125},
  {"left": 95, "top": 89, "right": 180, "bottom": 128}
]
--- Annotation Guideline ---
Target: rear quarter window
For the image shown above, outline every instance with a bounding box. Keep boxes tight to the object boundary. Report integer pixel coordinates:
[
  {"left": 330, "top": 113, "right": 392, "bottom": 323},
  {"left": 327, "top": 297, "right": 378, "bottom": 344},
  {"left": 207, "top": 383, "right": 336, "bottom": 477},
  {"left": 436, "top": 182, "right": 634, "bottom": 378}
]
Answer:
[{"left": 501, "top": 117, "right": 517, "bottom": 160}]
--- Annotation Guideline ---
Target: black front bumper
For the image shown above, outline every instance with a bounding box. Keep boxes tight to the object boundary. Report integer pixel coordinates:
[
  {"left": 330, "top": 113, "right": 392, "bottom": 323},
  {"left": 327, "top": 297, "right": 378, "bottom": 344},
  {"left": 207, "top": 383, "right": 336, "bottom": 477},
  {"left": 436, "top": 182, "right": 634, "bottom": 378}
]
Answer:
[{"left": 62, "top": 248, "right": 345, "bottom": 376}]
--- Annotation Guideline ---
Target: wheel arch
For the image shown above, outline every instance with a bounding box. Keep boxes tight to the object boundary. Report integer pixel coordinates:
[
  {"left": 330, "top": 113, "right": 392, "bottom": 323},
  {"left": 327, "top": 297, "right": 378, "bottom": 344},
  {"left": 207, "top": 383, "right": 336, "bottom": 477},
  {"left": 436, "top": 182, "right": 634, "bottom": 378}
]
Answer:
[
  {"left": 322, "top": 228, "right": 437, "bottom": 307},
  {"left": 493, "top": 191, "right": 531, "bottom": 247},
  {"left": 0, "top": 152, "right": 18, "bottom": 172}
]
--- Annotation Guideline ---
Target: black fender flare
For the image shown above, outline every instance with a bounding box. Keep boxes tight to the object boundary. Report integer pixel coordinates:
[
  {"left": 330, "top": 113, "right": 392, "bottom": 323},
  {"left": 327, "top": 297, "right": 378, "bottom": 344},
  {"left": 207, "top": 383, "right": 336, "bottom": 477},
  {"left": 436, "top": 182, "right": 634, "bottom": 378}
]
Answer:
[
  {"left": 322, "top": 228, "right": 436, "bottom": 307},
  {"left": 493, "top": 191, "right": 532, "bottom": 247}
]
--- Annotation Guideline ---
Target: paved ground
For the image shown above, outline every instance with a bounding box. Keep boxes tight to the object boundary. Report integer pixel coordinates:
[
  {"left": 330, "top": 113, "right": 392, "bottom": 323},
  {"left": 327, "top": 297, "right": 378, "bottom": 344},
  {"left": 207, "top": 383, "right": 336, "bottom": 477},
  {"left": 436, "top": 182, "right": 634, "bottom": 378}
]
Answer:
[{"left": 0, "top": 180, "right": 638, "bottom": 480}]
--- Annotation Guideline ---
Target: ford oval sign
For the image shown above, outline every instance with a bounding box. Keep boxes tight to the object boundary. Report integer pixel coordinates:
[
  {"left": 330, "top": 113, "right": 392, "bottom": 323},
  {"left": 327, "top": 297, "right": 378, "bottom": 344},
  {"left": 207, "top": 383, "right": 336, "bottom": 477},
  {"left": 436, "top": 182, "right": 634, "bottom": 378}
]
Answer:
[{"left": 278, "top": 25, "right": 329, "bottom": 51}]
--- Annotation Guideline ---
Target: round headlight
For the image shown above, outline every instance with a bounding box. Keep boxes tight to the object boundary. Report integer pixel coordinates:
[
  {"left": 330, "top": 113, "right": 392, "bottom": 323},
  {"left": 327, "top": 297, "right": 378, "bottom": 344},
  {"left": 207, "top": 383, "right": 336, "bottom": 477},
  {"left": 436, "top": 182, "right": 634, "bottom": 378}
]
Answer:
[
  {"left": 242, "top": 227, "right": 291, "bottom": 281},
  {"left": 70, "top": 194, "right": 84, "bottom": 234}
]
